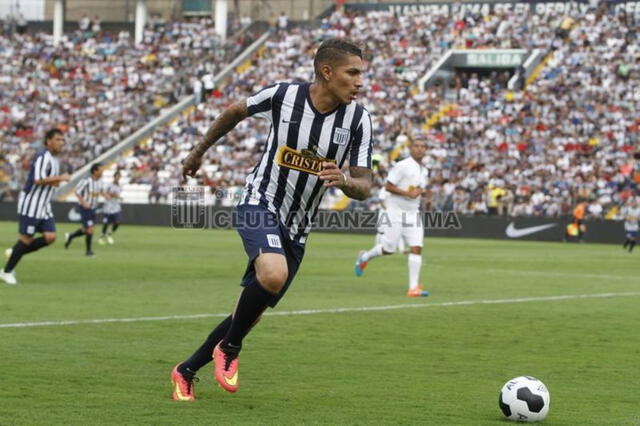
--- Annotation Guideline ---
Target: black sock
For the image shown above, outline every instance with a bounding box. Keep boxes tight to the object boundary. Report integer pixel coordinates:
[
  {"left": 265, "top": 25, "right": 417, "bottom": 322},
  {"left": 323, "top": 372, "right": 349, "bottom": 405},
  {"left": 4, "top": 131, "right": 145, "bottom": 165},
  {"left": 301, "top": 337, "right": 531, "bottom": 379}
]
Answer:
[
  {"left": 69, "top": 229, "right": 84, "bottom": 241},
  {"left": 180, "top": 315, "right": 233, "bottom": 373},
  {"left": 222, "top": 281, "right": 275, "bottom": 348},
  {"left": 102, "top": 224, "right": 108, "bottom": 236},
  {"left": 4, "top": 240, "right": 28, "bottom": 273},
  {"left": 629, "top": 241, "right": 636, "bottom": 253},
  {"left": 624, "top": 239, "right": 629, "bottom": 248},
  {"left": 85, "top": 234, "right": 93, "bottom": 252},
  {"left": 112, "top": 223, "right": 119, "bottom": 233},
  {"left": 22, "top": 237, "right": 48, "bottom": 255}
]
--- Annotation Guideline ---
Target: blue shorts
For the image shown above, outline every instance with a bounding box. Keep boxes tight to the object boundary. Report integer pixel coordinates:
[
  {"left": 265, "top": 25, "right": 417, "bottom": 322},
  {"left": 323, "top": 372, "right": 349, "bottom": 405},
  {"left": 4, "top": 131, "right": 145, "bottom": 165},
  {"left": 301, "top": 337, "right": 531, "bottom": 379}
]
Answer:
[
  {"left": 626, "top": 230, "right": 637, "bottom": 239},
  {"left": 18, "top": 215, "right": 56, "bottom": 236},
  {"left": 235, "top": 204, "right": 305, "bottom": 308},
  {"left": 79, "top": 207, "right": 96, "bottom": 228},
  {"left": 102, "top": 212, "right": 122, "bottom": 224}
]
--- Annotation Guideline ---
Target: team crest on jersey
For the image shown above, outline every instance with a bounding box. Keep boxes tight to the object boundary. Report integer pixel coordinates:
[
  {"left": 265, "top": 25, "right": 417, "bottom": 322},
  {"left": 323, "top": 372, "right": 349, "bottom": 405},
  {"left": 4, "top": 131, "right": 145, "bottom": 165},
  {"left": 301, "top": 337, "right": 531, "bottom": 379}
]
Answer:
[
  {"left": 332, "top": 127, "right": 350, "bottom": 145},
  {"left": 277, "top": 145, "right": 334, "bottom": 175}
]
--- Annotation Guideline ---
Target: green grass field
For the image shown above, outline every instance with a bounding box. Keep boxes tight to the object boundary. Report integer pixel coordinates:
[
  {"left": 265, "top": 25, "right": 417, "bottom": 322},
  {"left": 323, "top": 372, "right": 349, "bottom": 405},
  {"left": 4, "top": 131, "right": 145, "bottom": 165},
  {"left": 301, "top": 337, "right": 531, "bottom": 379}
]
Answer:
[{"left": 0, "top": 221, "right": 639, "bottom": 425}]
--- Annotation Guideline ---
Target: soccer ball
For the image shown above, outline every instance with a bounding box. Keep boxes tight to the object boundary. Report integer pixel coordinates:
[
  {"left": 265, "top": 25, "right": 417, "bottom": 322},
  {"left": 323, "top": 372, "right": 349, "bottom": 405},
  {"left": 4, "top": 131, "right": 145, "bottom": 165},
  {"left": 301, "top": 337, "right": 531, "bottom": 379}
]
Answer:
[{"left": 499, "top": 376, "right": 550, "bottom": 422}]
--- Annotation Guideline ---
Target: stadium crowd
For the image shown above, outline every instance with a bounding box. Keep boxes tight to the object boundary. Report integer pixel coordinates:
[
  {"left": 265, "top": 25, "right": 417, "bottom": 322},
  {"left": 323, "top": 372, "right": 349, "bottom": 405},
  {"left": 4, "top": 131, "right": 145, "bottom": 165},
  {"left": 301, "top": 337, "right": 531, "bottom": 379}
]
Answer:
[
  {"left": 112, "top": 4, "right": 639, "bottom": 218},
  {"left": 2, "top": 4, "right": 639, "bottom": 219},
  {"left": 0, "top": 16, "right": 258, "bottom": 201}
]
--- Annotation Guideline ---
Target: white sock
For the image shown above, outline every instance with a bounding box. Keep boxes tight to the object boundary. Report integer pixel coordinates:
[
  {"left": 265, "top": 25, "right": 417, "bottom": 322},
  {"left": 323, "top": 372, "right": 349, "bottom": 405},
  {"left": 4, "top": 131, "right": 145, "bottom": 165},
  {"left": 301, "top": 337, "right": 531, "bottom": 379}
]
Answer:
[
  {"left": 361, "top": 244, "right": 383, "bottom": 262},
  {"left": 408, "top": 253, "right": 422, "bottom": 290},
  {"left": 397, "top": 238, "right": 406, "bottom": 253}
]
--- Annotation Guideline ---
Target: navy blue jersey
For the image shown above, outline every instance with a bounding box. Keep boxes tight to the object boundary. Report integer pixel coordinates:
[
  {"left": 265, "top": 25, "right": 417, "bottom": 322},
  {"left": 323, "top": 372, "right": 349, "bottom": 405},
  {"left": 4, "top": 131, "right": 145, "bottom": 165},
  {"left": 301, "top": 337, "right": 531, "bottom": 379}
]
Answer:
[
  {"left": 240, "top": 82, "right": 373, "bottom": 243},
  {"left": 17, "top": 149, "right": 60, "bottom": 219}
]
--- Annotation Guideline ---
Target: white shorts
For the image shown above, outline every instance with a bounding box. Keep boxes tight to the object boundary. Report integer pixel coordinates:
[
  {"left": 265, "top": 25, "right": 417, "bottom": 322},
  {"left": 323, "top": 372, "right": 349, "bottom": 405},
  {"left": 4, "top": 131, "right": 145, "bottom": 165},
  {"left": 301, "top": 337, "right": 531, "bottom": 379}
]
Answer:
[{"left": 379, "top": 209, "right": 423, "bottom": 253}]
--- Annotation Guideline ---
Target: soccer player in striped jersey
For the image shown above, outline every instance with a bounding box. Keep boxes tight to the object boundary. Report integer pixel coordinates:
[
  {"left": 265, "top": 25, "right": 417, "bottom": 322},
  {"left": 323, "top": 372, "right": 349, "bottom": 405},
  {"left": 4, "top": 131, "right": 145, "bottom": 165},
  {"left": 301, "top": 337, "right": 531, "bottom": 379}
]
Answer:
[
  {"left": 98, "top": 171, "right": 122, "bottom": 245},
  {"left": 1, "top": 129, "right": 70, "bottom": 285},
  {"left": 171, "top": 38, "right": 373, "bottom": 400},
  {"left": 621, "top": 198, "right": 640, "bottom": 253},
  {"left": 64, "top": 163, "right": 104, "bottom": 257}
]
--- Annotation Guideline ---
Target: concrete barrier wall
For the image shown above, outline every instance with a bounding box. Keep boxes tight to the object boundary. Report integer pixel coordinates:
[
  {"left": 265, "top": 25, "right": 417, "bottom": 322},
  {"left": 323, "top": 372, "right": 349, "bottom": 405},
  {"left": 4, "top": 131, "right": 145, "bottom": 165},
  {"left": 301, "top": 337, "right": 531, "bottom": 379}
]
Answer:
[{"left": 0, "top": 202, "right": 624, "bottom": 244}]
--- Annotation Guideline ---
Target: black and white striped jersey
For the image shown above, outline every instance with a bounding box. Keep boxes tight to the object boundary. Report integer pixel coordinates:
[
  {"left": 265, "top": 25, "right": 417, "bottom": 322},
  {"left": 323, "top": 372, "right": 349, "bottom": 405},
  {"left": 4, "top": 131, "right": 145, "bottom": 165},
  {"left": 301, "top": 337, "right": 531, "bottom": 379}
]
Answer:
[
  {"left": 240, "top": 82, "right": 373, "bottom": 243},
  {"left": 103, "top": 183, "right": 122, "bottom": 214},
  {"left": 17, "top": 149, "right": 60, "bottom": 219},
  {"left": 75, "top": 177, "right": 104, "bottom": 210}
]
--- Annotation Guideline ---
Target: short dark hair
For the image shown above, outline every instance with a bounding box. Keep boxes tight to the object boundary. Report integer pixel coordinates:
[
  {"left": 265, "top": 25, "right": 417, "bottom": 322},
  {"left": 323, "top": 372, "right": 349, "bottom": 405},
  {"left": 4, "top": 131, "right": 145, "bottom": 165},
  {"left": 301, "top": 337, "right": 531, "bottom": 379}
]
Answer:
[
  {"left": 90, "top": 163, "right": 102, "bottom": 174},
  {"left": 44, "top": 128, "right": 63, "bottom": 145},
  {"left": 313, "top": 38, "right": 362, "bottom": 78}
]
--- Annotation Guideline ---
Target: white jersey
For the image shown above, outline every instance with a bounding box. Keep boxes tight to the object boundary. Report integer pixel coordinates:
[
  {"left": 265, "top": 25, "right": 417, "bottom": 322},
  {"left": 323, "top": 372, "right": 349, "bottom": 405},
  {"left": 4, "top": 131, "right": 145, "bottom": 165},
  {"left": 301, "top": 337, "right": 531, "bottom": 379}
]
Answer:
[
  {"left": 621, "top": 205, "right": 640, "bottom": 231},
  {"left": 378, "top": 187, "right": 388, "bottom": 206},
  {"left": 385, "top": 156, "right": 429, "bottom": 213},
  {"left": 103, "top": 182, "right": 122, "bottom": 214}
]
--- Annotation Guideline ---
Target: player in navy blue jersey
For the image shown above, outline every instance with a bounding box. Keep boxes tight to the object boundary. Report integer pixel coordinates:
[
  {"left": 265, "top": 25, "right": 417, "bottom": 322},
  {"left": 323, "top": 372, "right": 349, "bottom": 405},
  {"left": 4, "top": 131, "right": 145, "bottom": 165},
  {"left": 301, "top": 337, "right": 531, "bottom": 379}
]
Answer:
[
  {"left": 171, "top": 38, "right": 373, "bottom": 401},
  {"left": 1, "top": 129, "right": 70, "bottom": 285},
  {"left": 64, "top": 163, "right": 104, "bottom": 257}
]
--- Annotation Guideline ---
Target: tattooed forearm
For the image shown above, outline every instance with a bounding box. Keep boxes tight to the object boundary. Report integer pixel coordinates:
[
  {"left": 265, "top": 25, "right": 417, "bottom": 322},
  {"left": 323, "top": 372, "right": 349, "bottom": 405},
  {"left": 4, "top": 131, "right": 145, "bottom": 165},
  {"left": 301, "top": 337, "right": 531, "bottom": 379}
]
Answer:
[
  {"left": 341, "top": 166, "right": 373, "bottom": 201},
  {"left": 194, "top": 101, "right": 248, "bottom": 156}
]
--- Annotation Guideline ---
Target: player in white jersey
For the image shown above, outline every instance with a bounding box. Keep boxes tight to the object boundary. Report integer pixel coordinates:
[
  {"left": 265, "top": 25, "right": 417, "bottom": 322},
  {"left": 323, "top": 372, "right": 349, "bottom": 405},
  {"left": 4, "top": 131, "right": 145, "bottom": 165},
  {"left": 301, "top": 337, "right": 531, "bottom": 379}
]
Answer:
[
  {"left": 621, "top": 198, "right": 640, "bottom": 253},
  {"left": 374, "top": 188, "right": 406, "bottom": 253},
  {"left": 355, "top": 138, "right": 430, "bottom": 297},
  {"left": 171, "top": 38, "right": 372, "bottom": 400},
  {"left": 98, "top": 171, "right": 122, "bottom": 245},
  {"left": 64, "top": 163, "right": 104, "bottom": 257},
  {"left": 1, "top": 129, "right": 70, "bottom": 285}
]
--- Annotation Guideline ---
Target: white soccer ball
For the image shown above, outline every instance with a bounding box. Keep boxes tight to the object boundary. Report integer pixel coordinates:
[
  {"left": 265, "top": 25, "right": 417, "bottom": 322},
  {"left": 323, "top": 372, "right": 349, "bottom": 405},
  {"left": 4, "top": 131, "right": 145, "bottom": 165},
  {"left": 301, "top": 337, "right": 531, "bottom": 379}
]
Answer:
[{"left": 499, "top": 376, "right": 550, "bottom": 422}]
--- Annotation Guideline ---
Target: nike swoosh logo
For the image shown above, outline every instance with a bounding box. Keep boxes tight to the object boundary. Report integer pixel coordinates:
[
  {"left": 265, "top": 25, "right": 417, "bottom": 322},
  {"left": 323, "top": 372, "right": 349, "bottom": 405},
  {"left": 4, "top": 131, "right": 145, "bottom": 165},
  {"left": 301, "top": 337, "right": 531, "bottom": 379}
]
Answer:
[
  {"left": 223, "top": 372, "right": 238, "bottom": 386},
  {"left": 505, "top": 222, "right": 557, "bottom": 238}
]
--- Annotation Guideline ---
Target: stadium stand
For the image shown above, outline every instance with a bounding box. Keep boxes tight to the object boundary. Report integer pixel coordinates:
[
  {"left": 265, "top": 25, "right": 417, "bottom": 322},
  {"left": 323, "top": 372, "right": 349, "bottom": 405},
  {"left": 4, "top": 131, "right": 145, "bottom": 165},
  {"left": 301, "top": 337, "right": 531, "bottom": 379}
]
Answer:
[
  {"left": 2, "top": 4, "right": 639, "bottom": 219},
  {"left": 0, "top": 17, "right": 262, "bottom": 202}
]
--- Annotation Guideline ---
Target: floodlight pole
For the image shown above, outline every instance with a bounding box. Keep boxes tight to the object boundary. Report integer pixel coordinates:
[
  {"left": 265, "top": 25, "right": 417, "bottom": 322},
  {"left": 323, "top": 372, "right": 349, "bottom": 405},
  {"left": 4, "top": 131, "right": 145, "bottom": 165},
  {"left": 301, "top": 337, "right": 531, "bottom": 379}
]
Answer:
[
  {"left": 53, "top": 0, "right": 64, "bottom": 46},
  {"left": 135, "top": 0, "right": 147, "bottom": 46},
  {"left": 215, "top": 0, "right": 228, "bottom": 41}
]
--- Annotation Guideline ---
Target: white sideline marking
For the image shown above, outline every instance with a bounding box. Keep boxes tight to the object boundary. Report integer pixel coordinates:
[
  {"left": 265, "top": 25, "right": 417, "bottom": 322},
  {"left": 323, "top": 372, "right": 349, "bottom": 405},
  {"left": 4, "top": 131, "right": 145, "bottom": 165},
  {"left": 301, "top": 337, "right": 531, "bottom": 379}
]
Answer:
[{"left": 1, "top": 292, "right": 639, "bottom": 329}]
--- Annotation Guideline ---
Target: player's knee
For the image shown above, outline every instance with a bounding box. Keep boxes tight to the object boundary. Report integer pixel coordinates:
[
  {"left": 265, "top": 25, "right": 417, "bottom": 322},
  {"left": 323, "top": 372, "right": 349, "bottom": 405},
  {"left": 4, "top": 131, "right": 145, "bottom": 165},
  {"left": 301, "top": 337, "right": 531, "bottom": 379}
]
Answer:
[
  {"left": 44, "top": 234, "right": 56, "bottom": 244},
  {"left": 256, "top": 268, "right": 288, "bottom": 292},
  {"left": 19, "top": 235, "right": 34, "bottom": 245},
  {"left": 410, "top": 246, "right": 421, "bottom": 255},
  {"left": 381, "top": 242, "right": 396, "bottom": 254}
]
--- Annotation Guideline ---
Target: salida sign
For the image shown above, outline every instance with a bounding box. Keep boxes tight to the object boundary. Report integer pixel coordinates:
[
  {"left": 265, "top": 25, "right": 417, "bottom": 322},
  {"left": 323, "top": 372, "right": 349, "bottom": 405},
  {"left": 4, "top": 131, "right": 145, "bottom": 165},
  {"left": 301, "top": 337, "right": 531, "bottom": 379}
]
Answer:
[{"left": 466, "top": 52, "right": 524, "bottom": 67}]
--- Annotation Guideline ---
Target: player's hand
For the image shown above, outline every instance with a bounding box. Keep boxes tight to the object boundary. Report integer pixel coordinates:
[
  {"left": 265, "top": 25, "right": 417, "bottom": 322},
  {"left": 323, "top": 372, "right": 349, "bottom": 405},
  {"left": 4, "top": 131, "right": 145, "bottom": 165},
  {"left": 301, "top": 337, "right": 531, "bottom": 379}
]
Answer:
[
  {"left": 182, "top": 150, "right": 203, "bottom": 180},
  {"left": 59, "top": 173, "right": 71, "bottom": 182},
  {"left": 407, "top": 188, "right": 422, "bottom": 199},
  {"left": 319, "top": 161, "right": 346, "bottom": 188},
  {"left": 81, "top": 201, "right": 90, "bottom": 209}
]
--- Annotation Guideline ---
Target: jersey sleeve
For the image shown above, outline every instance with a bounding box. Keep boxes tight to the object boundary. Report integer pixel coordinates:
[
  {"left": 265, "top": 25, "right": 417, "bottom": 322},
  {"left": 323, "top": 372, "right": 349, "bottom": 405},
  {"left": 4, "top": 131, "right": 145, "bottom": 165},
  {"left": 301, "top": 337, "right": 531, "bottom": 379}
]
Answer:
[
  {"left": 349, "top": 108, "right": 373, "bottom": 168},
  {"left": 386, "top": 161, "right": 405, "bottom": 187},
  {"left": 246, "top": 83, "right": 279, "bottom": 121},
  {"left": 75, "top": 178, "right": 88, "bottom": 194}
]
